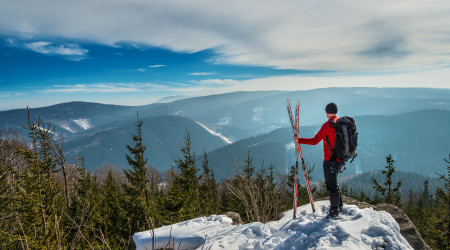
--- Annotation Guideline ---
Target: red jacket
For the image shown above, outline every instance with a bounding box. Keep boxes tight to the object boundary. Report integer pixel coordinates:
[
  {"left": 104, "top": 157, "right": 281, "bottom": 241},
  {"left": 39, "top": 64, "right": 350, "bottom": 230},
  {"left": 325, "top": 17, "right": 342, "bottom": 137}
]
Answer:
[{"left": 298, "top": 116, "right": 338, "bottom": 161}]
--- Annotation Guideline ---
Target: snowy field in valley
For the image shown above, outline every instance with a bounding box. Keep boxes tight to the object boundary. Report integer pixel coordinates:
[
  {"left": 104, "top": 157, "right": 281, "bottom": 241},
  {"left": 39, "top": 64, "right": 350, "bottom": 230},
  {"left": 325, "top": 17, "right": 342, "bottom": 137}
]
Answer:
[{"left": 134, "top": 200, "right": 412, "bottom": 250}]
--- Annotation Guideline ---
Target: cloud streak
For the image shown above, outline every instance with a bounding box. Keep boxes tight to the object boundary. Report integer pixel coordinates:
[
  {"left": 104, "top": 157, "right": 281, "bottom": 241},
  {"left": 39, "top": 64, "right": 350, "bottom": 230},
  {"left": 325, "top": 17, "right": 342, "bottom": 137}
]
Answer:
[
  {"left": 0, "top": 92, "right": 23, "bottom": 98},
  {"left": 191, "top": 79, "right": 238, "bottom": 86},
  {"left": 41, "top": 83, "right": 169, "bottom": 93},
  {"left": 170, "top": 67, "right": 450, "bottom": 96},
  {"left": 189, "top": 72, "right": 217, "bottom": 76},
  {"left": 1, "top": 0, "right": 448, "bottom": 71},
  {"left": 24, "top": 41, "right": 88, "bottom": 60}
]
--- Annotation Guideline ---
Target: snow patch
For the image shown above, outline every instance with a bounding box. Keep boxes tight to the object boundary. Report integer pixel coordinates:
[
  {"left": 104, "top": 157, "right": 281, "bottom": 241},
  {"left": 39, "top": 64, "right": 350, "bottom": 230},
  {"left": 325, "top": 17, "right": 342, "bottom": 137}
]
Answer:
[
  {"left": 134, "top": 200, "right": 413, "bottom": 250},
  {"left": 430, "top": 100, "right": 450, "bottom": 106},
  {"left": 33, "top": 125, "right": 57, "bottom": 136},
  {"left": 195, "top": 121, "right": 232, "bottom": 144},
  {"left": 217, "top": 116, "right": 232, "bottom": 125},
  {"left": 72, "top": 119, "right": 91, "bottom": 130},
  {"left": 253, "top": 106, "right": 263, "bottom": 122},
  {"left": 60, "top": 123, "right": 75, "bottom": 133},
  {"left": 286, "top": 141, "right": 295, "bottom": 151}
]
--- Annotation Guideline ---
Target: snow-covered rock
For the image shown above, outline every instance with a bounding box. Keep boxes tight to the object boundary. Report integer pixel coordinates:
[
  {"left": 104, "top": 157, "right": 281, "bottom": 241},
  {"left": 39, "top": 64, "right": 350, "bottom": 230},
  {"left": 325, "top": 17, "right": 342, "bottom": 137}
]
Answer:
[
  {"left": 133, "top": 200, "right": 413, "bottom": 250},
  {"left": 342, "top": 196, "right": 430, "bottom": 250}
]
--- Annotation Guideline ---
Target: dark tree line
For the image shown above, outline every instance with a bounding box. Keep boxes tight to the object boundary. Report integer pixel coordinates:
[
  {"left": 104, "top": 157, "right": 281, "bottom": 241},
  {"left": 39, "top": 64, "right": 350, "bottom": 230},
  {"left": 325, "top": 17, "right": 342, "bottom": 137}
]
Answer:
[{"left": 0, "top": 111, "right": 448, "bottom": 249}]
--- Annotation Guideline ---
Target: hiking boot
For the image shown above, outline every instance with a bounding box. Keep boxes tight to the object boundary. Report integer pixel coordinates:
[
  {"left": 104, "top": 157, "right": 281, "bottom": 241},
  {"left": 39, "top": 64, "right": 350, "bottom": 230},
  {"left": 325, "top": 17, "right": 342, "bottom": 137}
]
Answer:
[{"left": 326, "top": 209, "right": 340, "bottom": 220}]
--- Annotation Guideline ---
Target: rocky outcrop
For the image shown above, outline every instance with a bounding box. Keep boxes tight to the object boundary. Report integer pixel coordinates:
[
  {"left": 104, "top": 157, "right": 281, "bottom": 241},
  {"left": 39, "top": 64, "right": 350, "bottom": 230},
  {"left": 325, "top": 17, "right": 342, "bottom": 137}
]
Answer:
[
  {"left": 342, "top": 196, "right": 431, "bottom": 250},
  {"left": 223, "top": 212, "right": 243, "bottom": 225}
]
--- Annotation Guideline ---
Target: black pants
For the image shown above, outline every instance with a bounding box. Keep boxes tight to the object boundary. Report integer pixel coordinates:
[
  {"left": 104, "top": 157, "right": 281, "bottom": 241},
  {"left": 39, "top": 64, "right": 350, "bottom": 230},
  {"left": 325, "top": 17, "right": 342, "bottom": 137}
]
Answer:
[{"left": 323, "top": 160, "right": 343, "bottom": 212}]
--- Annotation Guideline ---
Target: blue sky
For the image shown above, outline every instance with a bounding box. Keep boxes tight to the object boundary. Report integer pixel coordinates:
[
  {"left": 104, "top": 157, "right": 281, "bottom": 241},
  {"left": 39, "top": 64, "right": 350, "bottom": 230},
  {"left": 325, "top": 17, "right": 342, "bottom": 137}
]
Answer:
[{"left": 0, "top": 0, "right": 449, "bottom": 110}]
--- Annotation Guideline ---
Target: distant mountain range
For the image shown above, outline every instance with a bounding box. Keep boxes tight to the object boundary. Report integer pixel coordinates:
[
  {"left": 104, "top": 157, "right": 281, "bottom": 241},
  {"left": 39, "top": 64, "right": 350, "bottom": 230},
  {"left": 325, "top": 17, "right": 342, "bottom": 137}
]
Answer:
[
  {"left": 0, "top": 88, "right": 449, "bottom": 180},
  {"left": 202, "top": 109, "right": 449, "bottom": 180}
]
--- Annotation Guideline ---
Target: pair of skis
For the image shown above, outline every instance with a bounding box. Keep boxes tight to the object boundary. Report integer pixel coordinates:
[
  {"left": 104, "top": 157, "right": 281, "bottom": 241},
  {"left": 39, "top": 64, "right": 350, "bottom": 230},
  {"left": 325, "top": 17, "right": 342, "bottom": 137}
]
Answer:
[{"left": 286, "top": 99, "right": 315, "bottom": 218}]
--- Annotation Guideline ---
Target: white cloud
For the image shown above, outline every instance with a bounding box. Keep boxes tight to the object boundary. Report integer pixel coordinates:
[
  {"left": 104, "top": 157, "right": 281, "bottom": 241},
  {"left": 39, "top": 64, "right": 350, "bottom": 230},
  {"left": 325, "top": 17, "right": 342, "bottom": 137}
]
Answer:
[
  {"left": 43, "top": 83, "right": 138, "bottom": 93},
  {"left": 192, "top": 79, "right": 238, "bottom": 86},
  {"left": 0, "top": 92, "right": 23, "bottom": 98},
  {"left": 42, "top": 82, "right": 169, "bottom": 93},
  {"left": 165, "top": 67, "right": 450, "bottom": 95},
  {"left": 1, "top": 0, "right": 449, "bottom": 71},
  {"left": 148, "top": 65, "right": 165, "bottom": 68},
  {"left": 189, "top": 72, "right": 217, "bottom": 76},
  {"left": 5, "top": 38, "right": 15, "bottom": 44},
  {"left": 24, "top": 41, "right": 88, "bottom": 60}
]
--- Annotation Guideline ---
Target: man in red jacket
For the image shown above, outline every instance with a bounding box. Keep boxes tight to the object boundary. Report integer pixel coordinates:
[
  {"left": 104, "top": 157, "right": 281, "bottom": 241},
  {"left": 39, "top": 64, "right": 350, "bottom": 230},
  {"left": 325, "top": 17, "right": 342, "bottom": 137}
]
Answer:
[{"left": 294, "top": 102, "right": 343, "bottom": 219}]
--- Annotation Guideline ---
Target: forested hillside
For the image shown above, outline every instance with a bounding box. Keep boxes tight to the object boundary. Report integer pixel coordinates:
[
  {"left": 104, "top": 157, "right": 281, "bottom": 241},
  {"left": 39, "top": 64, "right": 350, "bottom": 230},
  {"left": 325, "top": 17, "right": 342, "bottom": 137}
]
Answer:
[{"left": 63, "top": 115, "right": 228, "bottom": 171}]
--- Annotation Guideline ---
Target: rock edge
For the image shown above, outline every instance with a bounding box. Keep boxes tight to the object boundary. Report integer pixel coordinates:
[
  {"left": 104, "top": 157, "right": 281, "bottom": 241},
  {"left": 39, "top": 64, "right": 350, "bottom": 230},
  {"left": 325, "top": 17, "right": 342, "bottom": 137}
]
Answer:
[{"left": 341, "top": 196, "right": 431, "bottom": 250}]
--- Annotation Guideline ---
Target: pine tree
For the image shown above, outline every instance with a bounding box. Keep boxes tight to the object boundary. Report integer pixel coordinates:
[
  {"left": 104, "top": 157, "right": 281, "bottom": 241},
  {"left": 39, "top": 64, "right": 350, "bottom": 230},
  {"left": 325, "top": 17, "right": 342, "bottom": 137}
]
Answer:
[
  {"left": 402, "top": 189, "right": 416, "bottom": 216},
  {"left": 422, "top": 180, "right": 430, "bottom": 205},
  {"left": 166, "top": 130, "right": 201, "bottom": 222},
  {"left": 199, "top": 150, "right": 219, "bottom": 215},
  {"left": 14, "top": 110, "right": 64, "bottom": 249},
  {"left": 263, "top": 164, "right": 286, "bottom": 220},
  {"left": 243, "top": 151, "right": 254, "bottom": 179},
  {"left": 100, "top": 170, "right": 127, "bottom": 248},
  {"left": 358, "top": 191, "right": 372, "bottom": 204},
  {"left": 265, "top": 165, "right": 276, "bottom": 206},
  {"left": 122, "top": 113, "right": 152, "bottom": 235},
  {"left": 371, "top": 154, "right": 402, "bottom": 206},
  {"left": 255, "top": 166, "right": 267, "bottom": 219},
  {"left": 165, "top": 166, "right": 184, "bottom": 222},
  {"left": 68, "top": 156, "right": 103, "bottom": 248}
]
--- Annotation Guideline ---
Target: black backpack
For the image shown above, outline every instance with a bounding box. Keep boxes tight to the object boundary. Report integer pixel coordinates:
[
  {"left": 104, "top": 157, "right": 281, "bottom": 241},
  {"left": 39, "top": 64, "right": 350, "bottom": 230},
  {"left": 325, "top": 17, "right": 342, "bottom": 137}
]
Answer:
[{"left": 326, "top": 116, "right": 358, "bottom": 170}]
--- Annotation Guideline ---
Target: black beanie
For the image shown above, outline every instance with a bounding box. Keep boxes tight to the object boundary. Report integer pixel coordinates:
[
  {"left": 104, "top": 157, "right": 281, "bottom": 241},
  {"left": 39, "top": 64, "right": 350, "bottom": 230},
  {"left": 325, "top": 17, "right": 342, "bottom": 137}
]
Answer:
[{"left": 325, "top": 102, "right": 338, "bottom": 114}]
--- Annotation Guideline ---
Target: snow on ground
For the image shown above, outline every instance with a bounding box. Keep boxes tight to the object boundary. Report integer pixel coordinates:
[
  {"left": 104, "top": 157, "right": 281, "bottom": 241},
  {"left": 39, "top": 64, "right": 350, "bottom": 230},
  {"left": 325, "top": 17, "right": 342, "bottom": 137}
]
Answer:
[
  {"left": 195, "top": 121, "right": 232, "bottom": 144},
  {"left": 59, "top": 123, "right": 76, "bottom": 133},
  {"left": 33, "top": 125, "right": 58, "bottom": 136},
  {"left": 72, "top": 118, "right": 91, "bottom": 130},
  {"left": 286, "top": 141, "right": 295, "bottom": 151},
  {"left": 217, "top": 116, "right": 232, "bottom": 125},
  {"left": 134, "top": 200, "right": 412, "bottom": 250}
]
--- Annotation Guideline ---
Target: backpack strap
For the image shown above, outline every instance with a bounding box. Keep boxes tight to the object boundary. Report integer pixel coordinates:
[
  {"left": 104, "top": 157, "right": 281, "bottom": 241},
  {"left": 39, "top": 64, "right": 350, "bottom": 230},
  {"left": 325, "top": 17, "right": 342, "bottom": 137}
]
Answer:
[
  {"left": 325, "top": 120, "right": 336, "bottom": 159},
  {"left": 325, "top": 135, "right": 334, "bottom": 151}
]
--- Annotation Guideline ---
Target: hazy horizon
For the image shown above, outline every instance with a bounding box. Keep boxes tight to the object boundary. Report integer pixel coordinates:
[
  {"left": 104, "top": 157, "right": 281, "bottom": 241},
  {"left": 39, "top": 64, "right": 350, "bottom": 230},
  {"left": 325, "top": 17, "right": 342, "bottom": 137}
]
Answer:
[{"left": 2, "top": 86, "right": 450, "bottom": 111}]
